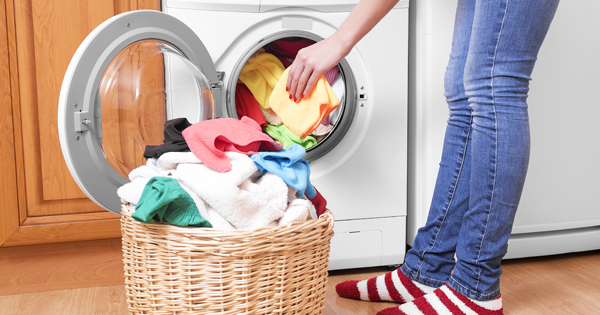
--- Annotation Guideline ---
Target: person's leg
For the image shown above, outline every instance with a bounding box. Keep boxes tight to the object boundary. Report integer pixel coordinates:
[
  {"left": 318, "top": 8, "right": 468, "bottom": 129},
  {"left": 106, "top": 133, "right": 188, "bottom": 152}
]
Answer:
[
  {"left": 400, "top": 0, "right": 476, "bottom": 288},
  {"left": 335, "top": 0, "right": 477, "bottom": 303},
  {"left": 377, "top": 0, "right": 560, "bottom": 313},
  {"left": 449, "top": 0, "right": 559, "bottom": 302}
]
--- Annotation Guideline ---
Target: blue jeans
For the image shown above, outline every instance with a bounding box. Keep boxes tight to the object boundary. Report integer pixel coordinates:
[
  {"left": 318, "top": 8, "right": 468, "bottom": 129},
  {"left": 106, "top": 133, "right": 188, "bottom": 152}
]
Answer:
[{"left": 401, "top": 0, "right": 559, "bottom": 301}]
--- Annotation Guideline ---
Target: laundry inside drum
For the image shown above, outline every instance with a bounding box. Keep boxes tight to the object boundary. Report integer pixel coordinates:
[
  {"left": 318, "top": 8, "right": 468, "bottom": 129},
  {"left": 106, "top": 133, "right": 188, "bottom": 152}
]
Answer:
[
  {"left": 95, "top": 39, "right": 214, "bottom": 178},
  {"left": 233, "top": 36, "right": 346, "bottom": 153}
]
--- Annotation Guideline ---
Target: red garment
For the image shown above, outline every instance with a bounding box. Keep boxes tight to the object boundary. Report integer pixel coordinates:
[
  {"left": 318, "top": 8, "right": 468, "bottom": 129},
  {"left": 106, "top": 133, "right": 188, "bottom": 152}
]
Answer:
[
  {"left": 263, "top": 37, "right": 316, "bottom": 58},
  {"left": 307, "top": 186, "right": 327, "bottom": 217},
  {"left": 182, "top": 117, "right": 280, "bottom": 173},
  {"left": 235, "top": 83, "right": 267, "bottom": 129}
]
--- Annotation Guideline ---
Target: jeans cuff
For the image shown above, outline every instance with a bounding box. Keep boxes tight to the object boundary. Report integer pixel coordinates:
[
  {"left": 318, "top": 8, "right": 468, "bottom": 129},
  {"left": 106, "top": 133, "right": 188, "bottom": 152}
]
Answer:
[
  {"left": 447, "top": 277, "right": 501, "bottom": 301},
  {"left": 400, "top": 264, "right": 446, "bottom": 289}
]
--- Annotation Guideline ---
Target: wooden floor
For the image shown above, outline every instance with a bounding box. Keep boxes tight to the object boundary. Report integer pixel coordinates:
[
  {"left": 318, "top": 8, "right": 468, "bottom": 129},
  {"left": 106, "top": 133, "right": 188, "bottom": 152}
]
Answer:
[{"left": 0, "top": 248, "right": 598, "bottom": 314}]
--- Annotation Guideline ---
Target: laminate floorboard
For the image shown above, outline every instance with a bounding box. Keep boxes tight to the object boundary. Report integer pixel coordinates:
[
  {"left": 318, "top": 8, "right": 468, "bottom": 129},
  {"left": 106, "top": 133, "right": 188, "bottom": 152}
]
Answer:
[
  {"left": 0, "top": 239, "right": 124, "bottom": 295},
  {"left": 1, "top": 250, "right": 598, "bottom": 314},
  {"left": 0, "top": 285, "right": 127, "bottom": 315}
]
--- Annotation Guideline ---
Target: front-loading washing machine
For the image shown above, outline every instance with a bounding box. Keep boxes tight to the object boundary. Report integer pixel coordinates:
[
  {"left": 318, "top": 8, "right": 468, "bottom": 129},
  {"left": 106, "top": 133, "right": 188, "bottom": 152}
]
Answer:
[{"left": 58, "top": 0, "right": 409, "bottom": 270}]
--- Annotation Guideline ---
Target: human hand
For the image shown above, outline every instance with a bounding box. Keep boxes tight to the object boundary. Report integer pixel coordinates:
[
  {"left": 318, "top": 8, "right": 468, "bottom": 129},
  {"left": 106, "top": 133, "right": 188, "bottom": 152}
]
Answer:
[{"left": 286, "top": 36, "right": 347, "bottom": 102}]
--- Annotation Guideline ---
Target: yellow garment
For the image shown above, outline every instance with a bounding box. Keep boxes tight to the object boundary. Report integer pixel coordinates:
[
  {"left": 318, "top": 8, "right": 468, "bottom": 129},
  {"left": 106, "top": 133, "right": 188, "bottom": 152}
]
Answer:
[
  {"left": 269, "top": 68, "right": 340, "bottom": 138},
  {"left": 238, "top": 48, "right": 285, "bottom": 109}
]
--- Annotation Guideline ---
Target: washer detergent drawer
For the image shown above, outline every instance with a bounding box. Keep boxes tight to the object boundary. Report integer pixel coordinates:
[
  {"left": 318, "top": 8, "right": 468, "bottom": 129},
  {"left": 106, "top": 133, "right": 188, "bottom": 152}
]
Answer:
[
  {"left": 165, "top": 0, "right": 260, "bottom": 12},
  {"left": 260, "top": 0, "right": 410, "bottom": 12},
  {"left": 329, "top": 216, "right": 406, "bottom": 270}
]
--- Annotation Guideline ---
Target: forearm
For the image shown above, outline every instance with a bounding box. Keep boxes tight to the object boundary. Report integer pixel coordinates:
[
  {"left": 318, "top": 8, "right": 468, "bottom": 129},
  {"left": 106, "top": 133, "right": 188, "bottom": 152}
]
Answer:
[
  {"left": 331, "top": 0, "right": 400, "bottom": 56},
  {"left": 286, "top": 0, "right": 399, "bottom": 99}
]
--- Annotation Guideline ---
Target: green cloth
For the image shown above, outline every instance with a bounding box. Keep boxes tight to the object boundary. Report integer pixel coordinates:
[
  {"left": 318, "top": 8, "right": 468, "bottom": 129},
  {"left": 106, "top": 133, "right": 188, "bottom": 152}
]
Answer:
[
  {"left": 133, "top": 177, "right": 212, "bottom": 227},
  {"left": 265, "top": 124, "right": 318, "bottom": 150}
]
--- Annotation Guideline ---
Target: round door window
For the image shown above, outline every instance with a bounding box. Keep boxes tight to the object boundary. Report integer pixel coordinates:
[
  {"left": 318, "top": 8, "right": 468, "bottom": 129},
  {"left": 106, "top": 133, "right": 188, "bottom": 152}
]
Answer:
[
  {"left": 96, "top": 39, "right": 214, "bottom": 178},
  {"left": 227, "top": 32, "right": 357, "bottom": 162}
]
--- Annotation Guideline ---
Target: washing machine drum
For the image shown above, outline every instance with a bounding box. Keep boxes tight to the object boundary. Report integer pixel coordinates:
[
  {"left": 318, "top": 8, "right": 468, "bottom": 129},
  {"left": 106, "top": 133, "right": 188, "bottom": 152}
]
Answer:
[
  {"left": 226, "top": 32, "right": 356, "bottom": 163},
  {"left": 58, "top": 10, "right": 220, "bottom": 214}
]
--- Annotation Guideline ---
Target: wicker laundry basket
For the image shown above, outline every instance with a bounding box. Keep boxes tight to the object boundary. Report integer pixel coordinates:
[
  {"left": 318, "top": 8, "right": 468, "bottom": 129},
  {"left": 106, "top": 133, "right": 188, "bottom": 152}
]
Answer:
[{"left": 120, "top": 204, "right": 334, "bottom": 315}]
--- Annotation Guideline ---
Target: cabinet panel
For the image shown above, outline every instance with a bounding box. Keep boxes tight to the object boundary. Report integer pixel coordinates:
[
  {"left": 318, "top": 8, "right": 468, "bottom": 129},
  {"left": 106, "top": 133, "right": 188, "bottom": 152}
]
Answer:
[
  {"left": 14, "top": 0, "right": 160, "bottom": 216},
  {"left": 1, "top": 0, "right": 20, "bottom": 244},
  {"left": 33, "top": 0, "right": 116, "bottom": 202},
  {"left": 2, "top": 0, "right": 160, "bottom": 247}
]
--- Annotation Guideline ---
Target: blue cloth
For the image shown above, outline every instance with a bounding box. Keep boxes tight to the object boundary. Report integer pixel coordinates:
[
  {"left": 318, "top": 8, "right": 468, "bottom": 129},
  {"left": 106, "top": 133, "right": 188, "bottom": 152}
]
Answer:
[
  {"left": 250, "top": 144, "right": 316, "bottom": 198},
  {"left": 401, "top": 0, "right": 559, "bottom": 302}
]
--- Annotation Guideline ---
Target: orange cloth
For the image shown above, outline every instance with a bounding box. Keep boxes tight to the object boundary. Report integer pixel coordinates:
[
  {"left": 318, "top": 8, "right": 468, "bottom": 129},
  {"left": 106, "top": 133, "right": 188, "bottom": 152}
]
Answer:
[{"left": 269, "top": 68, "right": 340, "bottom": 138}]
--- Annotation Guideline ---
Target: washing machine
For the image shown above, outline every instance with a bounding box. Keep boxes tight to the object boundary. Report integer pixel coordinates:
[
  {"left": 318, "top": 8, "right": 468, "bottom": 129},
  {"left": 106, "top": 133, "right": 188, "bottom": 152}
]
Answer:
[{"left": 58, "top": 0, "right": 410, "bottom": 270}]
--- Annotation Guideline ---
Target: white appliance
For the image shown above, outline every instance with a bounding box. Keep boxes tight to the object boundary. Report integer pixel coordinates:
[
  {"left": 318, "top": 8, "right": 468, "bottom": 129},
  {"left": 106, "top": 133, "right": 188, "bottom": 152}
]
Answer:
[
  {"left": 58, "top": 1, "right": 411, "bottom": 270},
  {"left": 408, "top": 0, "right": 600, "bottom": 259}
]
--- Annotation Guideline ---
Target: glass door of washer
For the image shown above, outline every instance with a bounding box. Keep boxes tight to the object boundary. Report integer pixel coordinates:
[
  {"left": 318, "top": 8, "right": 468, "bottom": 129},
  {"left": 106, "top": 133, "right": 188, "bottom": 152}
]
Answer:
[{"left": 58, "top": 10, "right": 220, "bottom": 214}]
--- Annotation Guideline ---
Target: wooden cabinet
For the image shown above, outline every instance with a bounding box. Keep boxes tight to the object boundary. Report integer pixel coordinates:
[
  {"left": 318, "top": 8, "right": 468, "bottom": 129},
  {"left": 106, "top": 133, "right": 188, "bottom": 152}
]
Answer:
[{"left": 1, "top": 0, "right": 160, "bottom": 247}]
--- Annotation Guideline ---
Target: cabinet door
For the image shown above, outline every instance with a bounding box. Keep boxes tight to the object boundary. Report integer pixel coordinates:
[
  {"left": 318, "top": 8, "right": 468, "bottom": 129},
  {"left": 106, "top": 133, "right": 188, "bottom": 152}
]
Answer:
[
  {"left": 1, "top": 0, "right": 160, "bottom": 247},
  {"left": 1, "top": 0, "right": 20, "bottom": 245}
]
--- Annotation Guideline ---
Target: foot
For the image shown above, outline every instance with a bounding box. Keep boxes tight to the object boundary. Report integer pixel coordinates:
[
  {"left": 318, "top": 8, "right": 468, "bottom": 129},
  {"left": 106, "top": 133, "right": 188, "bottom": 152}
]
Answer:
[
  {"left": 376, "top": 284, "right": 503, "bottom": 315},
  {"left": 335, "top": 268, "right": 435, "bottom": 303}
]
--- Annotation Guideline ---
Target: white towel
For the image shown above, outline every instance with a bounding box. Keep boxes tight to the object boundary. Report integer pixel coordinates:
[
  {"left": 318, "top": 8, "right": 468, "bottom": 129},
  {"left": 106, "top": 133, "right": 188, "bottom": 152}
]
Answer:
[
  {"left": 157, "top": 152, "right": 203, "bottom": 173},
  {"left": 117, "top": 159, "right": 164, "bottom": 205},
  {"left": 155, "top": 152, "right": 235, "bottom": 229},
  {"left": 288, "top": 186, "right": 299, "bottom": 203},
  {"left": 328, "top": 73, "right": 345, "bottom": 125},
  {"left": 330, "top": 71, "right": 345, "bottom": 102},
  {"left": 279, "top": 199, "right": 310, "bottom": 226},
  {"left": 177, "top": 181, "right": 236, "bottom": 230},
  {"left": 172, "top": 152, "right": 289, "bottom": 230}
]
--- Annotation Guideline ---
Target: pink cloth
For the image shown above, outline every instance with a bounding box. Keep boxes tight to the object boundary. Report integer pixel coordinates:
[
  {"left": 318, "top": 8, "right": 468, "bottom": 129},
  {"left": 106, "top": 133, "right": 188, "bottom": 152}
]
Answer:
[
  {"left": 182, "top": 117, "right": 280, "bottom": 173},
  {"left": 311, "top": 124, "right": 334, "bottom": 136},
  {"left": 323, "top": 67, "right": 339, "bottom": 85}
]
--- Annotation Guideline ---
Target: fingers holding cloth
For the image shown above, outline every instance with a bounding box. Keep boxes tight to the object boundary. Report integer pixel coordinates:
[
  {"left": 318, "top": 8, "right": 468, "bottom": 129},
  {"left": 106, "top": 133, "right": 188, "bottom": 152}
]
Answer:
[
  {"left": 270, "top": 37, "right": 345, "bottom": 139},
  {"left": 285, "top": 0, "right": 399, "bottom": 100},
  {"left": 270, "top": 67, "right": 339, "bottom": 139},
  {"left": 285, "top": 36, "right": 348, "bottom": 101}
]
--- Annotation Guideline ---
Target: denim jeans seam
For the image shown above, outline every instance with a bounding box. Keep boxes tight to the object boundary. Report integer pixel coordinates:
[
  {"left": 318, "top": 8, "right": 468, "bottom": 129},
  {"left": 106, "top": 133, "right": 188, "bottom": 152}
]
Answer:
[
  {"left": 415, "top": 120, "right": 472, "bottom": 276},
  {"left": 448, "top": 277, "right": 501, "bottom": 301},
  {"left": 402, "top": 265, "right": 446, "bottom": 286},
  {"left": 471, "top": 0, "right": 509, "bottom": 293}
]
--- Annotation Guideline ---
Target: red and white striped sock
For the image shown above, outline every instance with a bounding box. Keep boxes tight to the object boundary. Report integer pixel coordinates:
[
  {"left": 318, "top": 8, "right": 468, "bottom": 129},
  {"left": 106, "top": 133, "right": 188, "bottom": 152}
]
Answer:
[
  {"left": 335, "top": 269, "right": 436, "bottom": 303},
  {"left": 377, "top": 284, "right": 503, "bottom": 315}
]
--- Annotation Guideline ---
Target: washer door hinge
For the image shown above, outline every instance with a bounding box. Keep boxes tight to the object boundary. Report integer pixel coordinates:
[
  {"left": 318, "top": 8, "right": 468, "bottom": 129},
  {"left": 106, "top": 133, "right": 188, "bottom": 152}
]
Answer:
[
  {"left": 74, "top": 111, "right": 91, "bottom": 133},
  {"left": 211, "top": 71, "right": 225, "bottom": 89}
]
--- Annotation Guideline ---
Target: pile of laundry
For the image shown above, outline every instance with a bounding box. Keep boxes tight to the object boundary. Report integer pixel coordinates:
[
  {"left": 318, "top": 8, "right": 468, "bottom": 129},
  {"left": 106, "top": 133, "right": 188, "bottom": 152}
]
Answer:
[
  {"left": 118, "top": 37, "right": 342, "bottom": 230},
  {"left": 235, "top": 37, "right": 346, "bottom": 149},
  {"left": 118, "top": 116, "right": 327, "bottom": 230}
]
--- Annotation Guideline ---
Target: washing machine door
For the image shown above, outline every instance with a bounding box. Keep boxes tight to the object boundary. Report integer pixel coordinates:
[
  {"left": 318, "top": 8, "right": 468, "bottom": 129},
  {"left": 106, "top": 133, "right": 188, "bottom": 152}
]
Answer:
[{"left": 58, "top": 10, "right": 220, "bottom": 214}]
